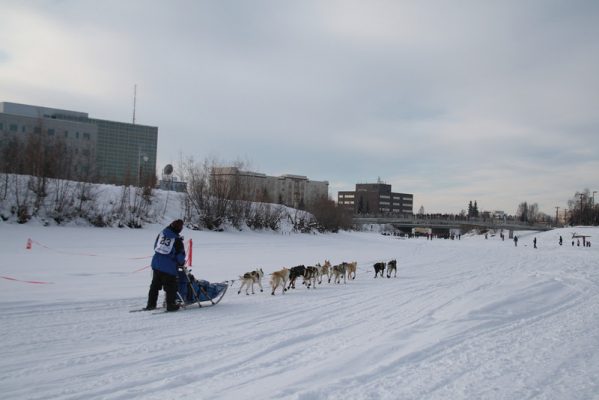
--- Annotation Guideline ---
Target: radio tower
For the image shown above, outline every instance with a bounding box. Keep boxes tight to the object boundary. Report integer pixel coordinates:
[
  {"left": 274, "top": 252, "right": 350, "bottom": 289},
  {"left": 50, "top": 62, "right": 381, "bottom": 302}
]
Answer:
[{"left": 132, "top": 84, "right": 137, "bottom": 125}]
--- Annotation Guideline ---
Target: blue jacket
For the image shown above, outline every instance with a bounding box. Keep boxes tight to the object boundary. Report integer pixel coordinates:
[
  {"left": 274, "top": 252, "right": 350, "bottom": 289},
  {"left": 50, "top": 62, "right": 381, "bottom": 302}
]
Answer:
[{"left": 151, "top": 226, "right": 186, "bottom": 276}]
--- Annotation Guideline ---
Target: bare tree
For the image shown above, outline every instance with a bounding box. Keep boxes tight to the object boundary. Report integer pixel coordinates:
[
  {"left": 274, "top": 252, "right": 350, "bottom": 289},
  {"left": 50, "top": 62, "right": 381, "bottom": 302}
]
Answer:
[
  {"left": 568, "top": 189, "right": 597, "bottom": 225},
  {"left": 307, "top": 196, "right": 352, "bottom": 232}
]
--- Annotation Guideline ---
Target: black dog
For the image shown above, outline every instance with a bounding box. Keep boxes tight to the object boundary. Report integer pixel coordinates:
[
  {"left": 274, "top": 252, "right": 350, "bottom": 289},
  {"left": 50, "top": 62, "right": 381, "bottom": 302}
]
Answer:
[
  {"left": 373, "top": 262, "right": 386, "bottom": 278},
  {"left": 287, "top": 265, "right": 306, "bottom": 289}
]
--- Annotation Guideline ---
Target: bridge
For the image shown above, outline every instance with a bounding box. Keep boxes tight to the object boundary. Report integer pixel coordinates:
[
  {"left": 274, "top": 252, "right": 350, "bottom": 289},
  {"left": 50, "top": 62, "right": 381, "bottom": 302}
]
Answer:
[{"left": 352, "top": 214, "right": 552, "bottom": 232}]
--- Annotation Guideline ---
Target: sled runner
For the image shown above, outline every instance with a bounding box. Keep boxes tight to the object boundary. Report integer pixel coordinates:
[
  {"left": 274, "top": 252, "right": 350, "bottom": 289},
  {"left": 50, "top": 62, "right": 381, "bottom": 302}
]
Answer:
[{"left": 130, "top": 266, "right": 227, "bottom": 313}]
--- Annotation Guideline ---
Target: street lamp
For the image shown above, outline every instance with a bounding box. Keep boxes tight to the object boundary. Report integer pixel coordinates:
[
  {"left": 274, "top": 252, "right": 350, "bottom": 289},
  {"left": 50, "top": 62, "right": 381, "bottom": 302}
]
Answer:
[{"left": 593, "top": 191, "right": 597, "bottom": 207}]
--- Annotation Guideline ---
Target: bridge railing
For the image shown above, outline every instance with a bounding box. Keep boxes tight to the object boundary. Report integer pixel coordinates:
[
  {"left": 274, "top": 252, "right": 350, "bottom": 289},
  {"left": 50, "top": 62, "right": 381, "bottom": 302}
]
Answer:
[{"left": 351, "top": 213, "right": 551, "bottom": 230}]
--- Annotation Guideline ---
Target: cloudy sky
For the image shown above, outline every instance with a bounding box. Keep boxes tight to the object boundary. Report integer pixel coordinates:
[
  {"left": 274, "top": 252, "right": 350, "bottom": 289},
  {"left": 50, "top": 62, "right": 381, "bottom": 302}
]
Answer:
[{"left": 1, "top": 0, "right": 598, "bottom": 214}]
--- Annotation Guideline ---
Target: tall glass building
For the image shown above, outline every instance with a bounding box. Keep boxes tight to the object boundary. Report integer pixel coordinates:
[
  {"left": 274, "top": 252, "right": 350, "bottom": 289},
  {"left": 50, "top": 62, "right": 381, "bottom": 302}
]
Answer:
[{"left": 0, "top": 102, "right": 157, "bottom": 186}]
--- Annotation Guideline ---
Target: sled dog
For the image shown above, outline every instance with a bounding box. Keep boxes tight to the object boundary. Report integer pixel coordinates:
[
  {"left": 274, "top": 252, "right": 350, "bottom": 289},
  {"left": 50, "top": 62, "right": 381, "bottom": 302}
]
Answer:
[
  {"left": 332, "top": 263, "right": 347, "bottom": 284},
  {"left": 318, "top": 260, "right": 332, "bottom": 284},
  {"left": 303, "top": 266, "right": 319, "bottom": 288},
  {"left": 346, "top": 261, "right": 358, "bottom": 280},
  {"left": 287, "top": 265, "right": 306, "bottom": 290},
  {"left": 270, "top": 267, "right": 290, "bottom": 295},
  {"left": 373, "top": 262, "right": 386, "bottom": 278},
  {"left": 386, "top": 260, "right": 397, "bottom": 278},
  {"left": 238, "top": 268, "right": 264, "bottom": 295}
]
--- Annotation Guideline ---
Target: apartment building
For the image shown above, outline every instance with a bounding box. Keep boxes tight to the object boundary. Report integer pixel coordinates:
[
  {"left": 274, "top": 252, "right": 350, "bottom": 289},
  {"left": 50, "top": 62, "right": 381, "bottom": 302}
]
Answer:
[{"left": 211, "top": 167, "right": 329, "bottom": 209}]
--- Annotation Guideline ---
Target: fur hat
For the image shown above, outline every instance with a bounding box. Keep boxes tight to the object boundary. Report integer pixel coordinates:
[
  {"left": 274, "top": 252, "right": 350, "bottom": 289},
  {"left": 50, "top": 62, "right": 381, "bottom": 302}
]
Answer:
[{"left": 169, "top": 219, "right": 184, "bottom": 234}]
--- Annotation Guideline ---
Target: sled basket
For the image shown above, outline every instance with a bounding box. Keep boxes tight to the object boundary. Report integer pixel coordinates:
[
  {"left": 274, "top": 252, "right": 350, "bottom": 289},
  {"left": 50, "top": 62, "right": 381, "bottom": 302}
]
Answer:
[{"left": 177, "top": 269, "right": 228, "bottom": 306}]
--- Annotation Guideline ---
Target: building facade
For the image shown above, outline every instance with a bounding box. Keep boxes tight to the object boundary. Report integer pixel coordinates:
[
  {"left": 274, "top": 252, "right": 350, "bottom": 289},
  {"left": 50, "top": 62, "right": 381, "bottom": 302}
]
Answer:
[
  {"left": 211, "top": 167, "right": 329, "bottom": 209},
  {"left": 0, "top": 102, "right": 157, "bottom": 186},
  {"left": 338, "top": 182, "right": 413, "bottom": 214}
]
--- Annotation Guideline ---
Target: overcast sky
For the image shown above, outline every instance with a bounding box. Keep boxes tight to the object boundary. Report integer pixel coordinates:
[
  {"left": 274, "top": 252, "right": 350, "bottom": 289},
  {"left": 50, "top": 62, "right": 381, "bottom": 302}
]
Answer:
[{"left": 1, "top": 0, "right": 598, "bottom": 214}]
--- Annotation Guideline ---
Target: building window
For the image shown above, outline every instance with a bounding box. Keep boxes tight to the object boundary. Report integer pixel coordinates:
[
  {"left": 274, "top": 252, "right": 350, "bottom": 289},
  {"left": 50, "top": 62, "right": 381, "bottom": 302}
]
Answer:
[
  {"left": 0, "top": 122, "right": 3, "bottom": 130},
  {"left": 34, "top": 126, "right": 41, "bottom": 134},
  {"left": 76, "top": 131, "right": 80, "bottom": 139},
  {"left": 64, "top": 131, "right": 68, "bottom": 138},
  {"left": 22, "top": 125, "right": 26, "bottom": 132},
  {"left": 10, "top": 123, "right": 18, "bottom": 132},
  {"left": 47, "top": 128, "right": 55, "bottom": 136},
  {"left": 83, "top": 132, "right": 90, "bottom": 140}
]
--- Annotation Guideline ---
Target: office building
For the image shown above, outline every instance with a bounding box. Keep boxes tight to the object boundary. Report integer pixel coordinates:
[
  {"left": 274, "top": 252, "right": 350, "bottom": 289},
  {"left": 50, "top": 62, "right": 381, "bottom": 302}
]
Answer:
[
  {"left": 338, "top": 182, "right": 413, "bottom": 214},
  {"left": 0, "top": 101, "right": 157, "bottom": 186}
]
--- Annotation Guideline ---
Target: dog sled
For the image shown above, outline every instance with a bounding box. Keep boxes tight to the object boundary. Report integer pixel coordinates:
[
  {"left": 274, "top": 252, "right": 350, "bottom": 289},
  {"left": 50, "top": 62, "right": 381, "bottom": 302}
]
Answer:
[
  {"left": 131, "top": 266, "right": 228, "bottom": 313},
  {"left": 176, "top": 266, "right": 228, "bottom": 308}
]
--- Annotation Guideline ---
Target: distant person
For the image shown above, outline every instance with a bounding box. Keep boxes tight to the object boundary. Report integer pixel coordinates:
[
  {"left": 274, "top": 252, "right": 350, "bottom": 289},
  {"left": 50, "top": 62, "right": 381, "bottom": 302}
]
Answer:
[
  {"left": 577, "top": 239, "right": 580, "bottom": 247},
  {"left": 145, "top": 219, "right": 186, "bottom": 312},
  {"left": 514, "top": 236, "right": 518, "bottom": 247},
  {"left": 533, "top": 237, "right": 537, "bottom": 249},
  {"left": 559, "top": 236, "right": 563, "bottom": 246}
]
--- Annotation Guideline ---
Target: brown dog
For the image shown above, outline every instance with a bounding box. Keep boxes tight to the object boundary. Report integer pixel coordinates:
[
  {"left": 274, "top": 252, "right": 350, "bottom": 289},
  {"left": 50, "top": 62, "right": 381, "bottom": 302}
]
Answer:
[
  {"left": 346, "top": 261, "right": 358, "bottom": 280},
  {"left": 270, "top": 268, "right": 290, "bottom": 295},
  {"left": 318, "top": 260, "right": 332, "bottom": 283}
]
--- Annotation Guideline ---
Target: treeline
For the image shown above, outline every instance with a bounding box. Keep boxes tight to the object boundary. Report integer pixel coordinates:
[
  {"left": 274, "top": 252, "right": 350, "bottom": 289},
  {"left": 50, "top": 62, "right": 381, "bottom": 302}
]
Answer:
[
  {"left": 0, "top": 173, "right": 156, "bottom": 227},
  {"left": 1, "top": 130, "right": 97, "bottom": 186},
  {"left": 0, "top": 134, "right": 155, "bottom": 227},
  {"left": 0, "top": 156, "right": 352, "bottom": 233}
]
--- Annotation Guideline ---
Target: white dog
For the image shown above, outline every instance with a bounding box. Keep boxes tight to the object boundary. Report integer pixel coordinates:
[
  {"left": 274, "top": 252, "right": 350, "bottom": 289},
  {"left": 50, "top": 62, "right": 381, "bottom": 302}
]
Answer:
[
  {"left": 237, "top": 268, "right": 264, "bottom": 295},
  {"left": 386, "top": 260, "right": 397, "bottom": 278}
]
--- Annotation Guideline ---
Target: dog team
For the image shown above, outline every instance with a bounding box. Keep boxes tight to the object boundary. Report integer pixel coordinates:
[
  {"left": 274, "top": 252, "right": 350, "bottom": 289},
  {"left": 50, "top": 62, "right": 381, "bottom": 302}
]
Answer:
[{"left": 237, "top": 259, "right": 398, "bottom": 296}]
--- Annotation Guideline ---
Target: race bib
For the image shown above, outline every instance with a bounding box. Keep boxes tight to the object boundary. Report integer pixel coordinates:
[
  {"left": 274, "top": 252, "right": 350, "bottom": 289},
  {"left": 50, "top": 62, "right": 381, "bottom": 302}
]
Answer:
[{"left": 154, "top": 233, "right": 175, "bottom": 255}]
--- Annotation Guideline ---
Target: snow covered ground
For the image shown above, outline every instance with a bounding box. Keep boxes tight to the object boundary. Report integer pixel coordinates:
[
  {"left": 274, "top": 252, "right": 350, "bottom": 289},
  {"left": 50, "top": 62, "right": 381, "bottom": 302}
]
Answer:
[{"left": 1, "top": 222, "right": 598, "bottom": 400}]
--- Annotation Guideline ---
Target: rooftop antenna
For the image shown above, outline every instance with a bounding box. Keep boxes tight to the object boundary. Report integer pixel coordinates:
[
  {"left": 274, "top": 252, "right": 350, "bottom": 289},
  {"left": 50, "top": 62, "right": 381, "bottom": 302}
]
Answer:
[{"left": 132, "top": 84, "right": 137, "bottom": 124}]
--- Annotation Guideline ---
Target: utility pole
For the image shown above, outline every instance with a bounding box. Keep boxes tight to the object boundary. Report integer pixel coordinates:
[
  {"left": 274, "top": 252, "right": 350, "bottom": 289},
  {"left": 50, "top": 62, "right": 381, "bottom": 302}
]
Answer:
[
  {"left": 579, "top": 193, "right": 585, "bottom": 225},
  {"left": 132, "top": 84, "right": 137, "bottom": 125},
  {"left": 555, "top": 206, "right": 560, "bottom": 227}
]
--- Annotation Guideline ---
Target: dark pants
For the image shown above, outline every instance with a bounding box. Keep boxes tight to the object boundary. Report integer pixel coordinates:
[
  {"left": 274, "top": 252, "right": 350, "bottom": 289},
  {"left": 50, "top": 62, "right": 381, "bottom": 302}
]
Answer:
[{"left": 147, "top": 270, "right": 179, "bottom": 310}]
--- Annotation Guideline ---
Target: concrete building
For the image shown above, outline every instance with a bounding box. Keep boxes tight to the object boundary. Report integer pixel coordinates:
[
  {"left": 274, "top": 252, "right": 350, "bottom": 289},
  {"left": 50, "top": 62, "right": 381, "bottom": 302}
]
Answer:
[
  {"left": 211, "top": 167, "right": 329, "bottom": 209},
  {"left": 338, "top": 182, "right": 413, "bottom": 214},
  {"left": 0, "top": 101, "right": 157, "bottom": 186}
]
